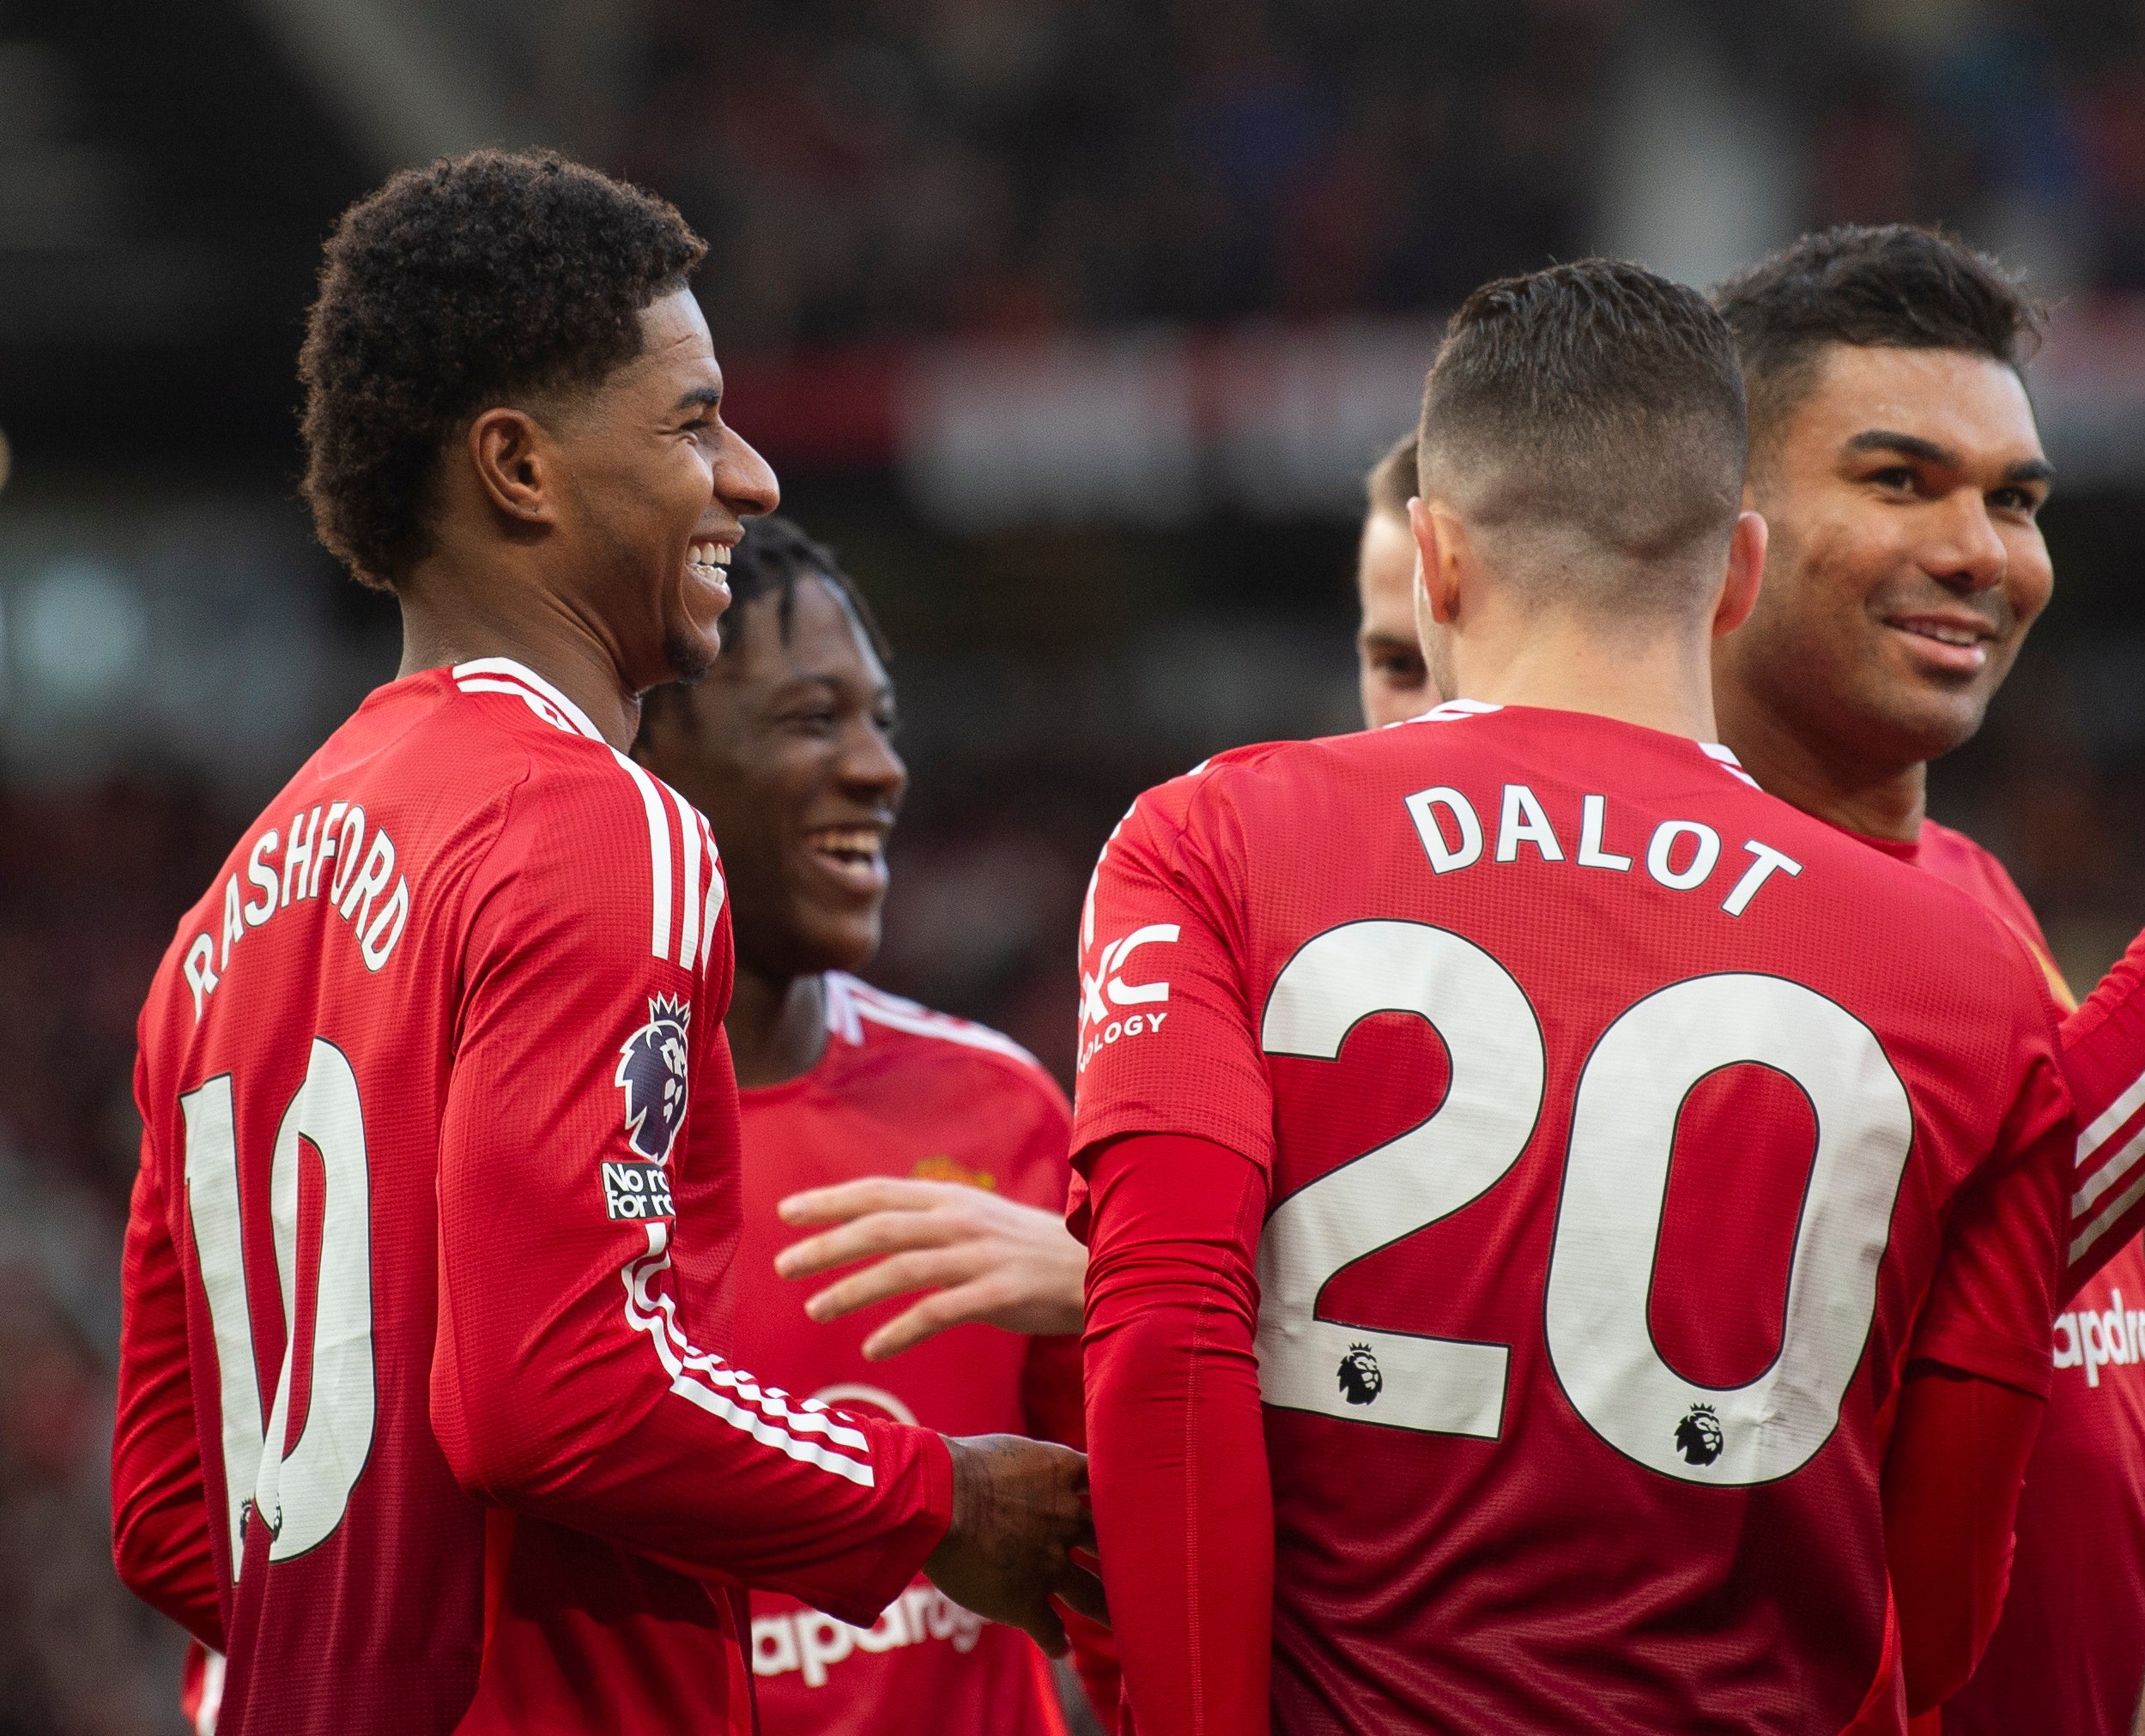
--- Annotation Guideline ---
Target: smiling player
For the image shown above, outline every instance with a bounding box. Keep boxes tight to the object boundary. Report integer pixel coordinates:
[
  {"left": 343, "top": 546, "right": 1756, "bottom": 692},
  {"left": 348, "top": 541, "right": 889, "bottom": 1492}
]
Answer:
[
  {"left": 1074, "top": 260, "right": 2072, "bottom": 1733},
  {"left": 635, "top": 517, "right": 1115, "bottom": 1736},
  {"left": 109, "top": 152, "right": 1100, "bottom": 1736},
  {"left": 1711, "top": 223, "right": 2145, "bottom": 1736}
]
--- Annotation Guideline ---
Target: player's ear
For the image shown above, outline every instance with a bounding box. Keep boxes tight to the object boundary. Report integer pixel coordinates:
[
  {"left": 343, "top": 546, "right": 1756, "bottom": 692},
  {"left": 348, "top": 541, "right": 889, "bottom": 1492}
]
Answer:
[
  {"left": 466, "top": 407, "right": 560, "bottom": 529},
  {"left": 1711, "top": 510, "right": 1768, "bottom": 639},
  {"left": 1409, "top": 496, "right": 1466, "bottom": 629}
]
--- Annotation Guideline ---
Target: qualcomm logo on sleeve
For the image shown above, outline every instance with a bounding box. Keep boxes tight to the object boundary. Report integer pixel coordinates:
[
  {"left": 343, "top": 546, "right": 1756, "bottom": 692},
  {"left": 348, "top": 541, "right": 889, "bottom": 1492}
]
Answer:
[{"left": 1078, "top": 923, "right": 1179, "bottom": 1074}]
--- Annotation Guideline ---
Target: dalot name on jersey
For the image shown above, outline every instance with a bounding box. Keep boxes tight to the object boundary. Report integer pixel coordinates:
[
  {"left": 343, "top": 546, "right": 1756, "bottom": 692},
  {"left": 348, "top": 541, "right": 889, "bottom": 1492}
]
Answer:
[
  {"left": 180, "top": 800, "right": 412, "bottom": 1018},
  {"left": 1403, "top": 781, "right": 1803, "bottom": 916},
  {"left": 1076, "top": 777, "right": 1805, "bottom": 1076}
]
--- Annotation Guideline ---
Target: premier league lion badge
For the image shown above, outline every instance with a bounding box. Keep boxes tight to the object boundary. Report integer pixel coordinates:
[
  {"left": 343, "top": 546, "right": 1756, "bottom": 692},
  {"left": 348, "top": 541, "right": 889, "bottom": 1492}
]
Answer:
[{"left": 616, "top": 995, "right": 691, "bottom": 1163}]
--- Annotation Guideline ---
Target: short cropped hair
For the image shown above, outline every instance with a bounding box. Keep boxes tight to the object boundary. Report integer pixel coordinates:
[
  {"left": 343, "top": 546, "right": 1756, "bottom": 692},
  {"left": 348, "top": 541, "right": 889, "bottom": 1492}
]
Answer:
[
  {"left": 1417, "top": 258, "right": 1747, "bottom": 608},
  {"left": 300, "top": 149, "right": 706, "bottom": 588},
  {"left": 1712, "top": 224, "right": 2045, "bottom": 463},
  {"left": 1365, "top": 432, "right": 1417, "bottom": 521}
]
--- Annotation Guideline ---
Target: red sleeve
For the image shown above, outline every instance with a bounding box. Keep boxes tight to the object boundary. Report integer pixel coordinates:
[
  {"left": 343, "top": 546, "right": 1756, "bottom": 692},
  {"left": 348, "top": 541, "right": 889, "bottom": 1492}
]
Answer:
[
  {"left": 1021, "top": 1329, "right": 1122, "bottom": 1727},
  {"left": 1002, "top": 1066, "right": 1124, "bottom": 1727},
  {"left": 1881, "top": 1365, "right": 2045, "bottom": 1714},
  {"left": 427, "top": 768, "right": 951, "bottom": 1626},
  {"left": 112, "top": 1108, "right": 225, "bottom": 1651},
  {"left": 1081, "top": 1130, "right": 1272, "bottom": 1736},
  {"left": 1907, "top": 1015, "right": 2071, "bottom": 1399},
  {"left": 2061, "top": 928, "right": 2145, "bottom": 1297},
  {"left": 1069, "top": 776, "right": 1276, "bottom": 1194}
]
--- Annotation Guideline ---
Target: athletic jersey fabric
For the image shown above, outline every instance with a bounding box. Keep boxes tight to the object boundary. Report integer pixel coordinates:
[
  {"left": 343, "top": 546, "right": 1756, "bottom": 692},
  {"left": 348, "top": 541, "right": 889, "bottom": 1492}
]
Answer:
[
  {"left": 731, "top": 971, "right": 1106, "bottom": 1736},
  {"left": 1071, "top": 702, "right": 2072, "bottom": 1735},
  {"left": 112, "top": 660, "right": 951, "bottom": 1736},
  {"left": 1854, "top": 820, "right": 2074, "bottom": 1013},
  {"left": 1861, "top": 820, "right": 2145, "bottom": 1736}
]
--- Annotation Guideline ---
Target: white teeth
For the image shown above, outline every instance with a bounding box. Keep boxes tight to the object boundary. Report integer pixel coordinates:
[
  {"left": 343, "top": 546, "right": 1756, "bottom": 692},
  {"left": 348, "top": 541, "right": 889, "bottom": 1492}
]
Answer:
[
  {"left": 808, "top": 828, "right": 881, "bottom": 856},
  {"left": 687, "top": 541, "right": 733, "bottom": 571},
  {"left": 1896, "top": 620, "right": 1983, "bottom": 646},
  {"left": 711, "top": 544, "right": 731, "bottom": 566}
]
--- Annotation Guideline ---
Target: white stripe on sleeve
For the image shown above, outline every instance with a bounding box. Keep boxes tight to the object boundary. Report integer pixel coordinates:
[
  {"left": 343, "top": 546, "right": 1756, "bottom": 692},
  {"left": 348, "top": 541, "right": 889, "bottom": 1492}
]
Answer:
[
  {"left": 700, "top": 815, "right": 724, "bottom": 957},
  {"left": 612, "top": 751, "right": 674, "bottom": 961},
  {"left": 622, "top": 1224, "right": 876, "bottom": 1485},
  {"left": 670, "top": 784, "right": 702, "bottom": 971}
]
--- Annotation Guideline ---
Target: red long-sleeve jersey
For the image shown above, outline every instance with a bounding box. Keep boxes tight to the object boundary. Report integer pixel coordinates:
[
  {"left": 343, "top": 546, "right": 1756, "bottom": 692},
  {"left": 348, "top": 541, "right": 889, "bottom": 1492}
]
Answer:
[
  {"left": 1071, "top": 704, "right": 2071, "bottom": 1735},
  {"left": 1849, "top": 821, "right": 2145, "bottom": 1736},
  {"left": 733, "top": 971, "right": 1116, "bottom": 1735},
  {"left": 112, "top": 658, "right": 952, "bottom": 1736}
]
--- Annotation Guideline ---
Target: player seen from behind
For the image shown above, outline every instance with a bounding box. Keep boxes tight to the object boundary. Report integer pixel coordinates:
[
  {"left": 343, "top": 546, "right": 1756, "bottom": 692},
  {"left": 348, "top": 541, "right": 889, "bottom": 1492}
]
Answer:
[
  {"left": 633, "top": 516, "right": 1116, "bottom": 1735},
  {"left": 110, "top": 150, "right": 1100, "bottom": 1736},
  {"left": 1073, "top": 258, "right": 2073, "bottom": 1733},
  {"left": 1710, "top": 222, "right": 2145, "bottom": 1735}
]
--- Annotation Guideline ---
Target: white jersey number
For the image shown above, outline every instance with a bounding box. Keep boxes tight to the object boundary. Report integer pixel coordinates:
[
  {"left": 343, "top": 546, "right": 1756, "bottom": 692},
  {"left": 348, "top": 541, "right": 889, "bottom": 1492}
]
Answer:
[
  {"left": 1256, "top": 924, "right": 1913, "bottom": 1486},
  {"left": 180, "top": 1038, "right": 377, "bottom": 1567},
  {"left": 1257, "top": 922, "right": 1542, "bottom": 1439}
]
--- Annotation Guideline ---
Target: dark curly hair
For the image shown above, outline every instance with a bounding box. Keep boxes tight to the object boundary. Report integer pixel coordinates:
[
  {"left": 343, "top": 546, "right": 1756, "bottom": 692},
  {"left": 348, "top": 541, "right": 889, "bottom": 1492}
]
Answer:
[
  {"left": 1712, "top": 225, "right": 2046, "bottom": 463},
  {"left": 299, "top": 149, "right": 706, "bottom": 589}
]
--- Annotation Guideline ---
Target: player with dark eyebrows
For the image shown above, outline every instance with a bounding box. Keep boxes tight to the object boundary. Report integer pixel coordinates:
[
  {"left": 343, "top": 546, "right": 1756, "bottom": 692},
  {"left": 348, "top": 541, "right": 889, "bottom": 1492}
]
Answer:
[
  {"left": 109, "top": 150, "right": 1100, "bottom": 1736},
  {"left": 633, "top": 516, "right": 1117, "bottom": 1735},
  {"left": 1712, "top": 223, "right": 2145, "bottom": 1735},
  {"left": 766, "top": 438, "right": 1451, "bottom": 1358},
  {"left": 1075, "top": 260, "right": 2072, "bottom": 1733}
]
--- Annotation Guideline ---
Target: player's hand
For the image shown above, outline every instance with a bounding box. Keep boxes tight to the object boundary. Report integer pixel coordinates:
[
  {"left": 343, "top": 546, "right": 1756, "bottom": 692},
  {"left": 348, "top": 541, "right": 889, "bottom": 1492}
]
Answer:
[
  {"left": 773, "top": 1177, "right": 1087, "bottom": 1358},
  {"left": 926, "top": 1434, "right": 1108, "bottom": 1655}
]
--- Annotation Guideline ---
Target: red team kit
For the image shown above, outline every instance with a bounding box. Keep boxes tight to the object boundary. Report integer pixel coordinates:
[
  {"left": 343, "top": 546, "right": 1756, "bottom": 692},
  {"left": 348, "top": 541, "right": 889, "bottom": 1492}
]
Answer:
[
  {"left": 731, "top": 971, "right": 1114, "bottom": 1735},
  {"left": 1072, "top": 702, "right": 2083, "bottom": 1732},
  {"left": 112, "top": 639, "right": 2145, "bottom": 1732},
  {"left": 116, "top": 662, "right": 956, "bottom": 1734}
]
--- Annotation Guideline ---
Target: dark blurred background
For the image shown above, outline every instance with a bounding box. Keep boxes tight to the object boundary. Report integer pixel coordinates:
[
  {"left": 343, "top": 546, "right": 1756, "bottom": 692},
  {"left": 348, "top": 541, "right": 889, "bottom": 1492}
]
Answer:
[{"left": 4, "top": 1, "right": 2144, "bottom": 1727}]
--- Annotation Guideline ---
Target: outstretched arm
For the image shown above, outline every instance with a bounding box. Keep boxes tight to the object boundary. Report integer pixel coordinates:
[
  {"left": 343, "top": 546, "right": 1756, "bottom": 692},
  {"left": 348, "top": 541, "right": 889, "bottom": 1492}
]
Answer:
[{"left": 774, "top": 1176, "right": 1087, "bottom": 1358}]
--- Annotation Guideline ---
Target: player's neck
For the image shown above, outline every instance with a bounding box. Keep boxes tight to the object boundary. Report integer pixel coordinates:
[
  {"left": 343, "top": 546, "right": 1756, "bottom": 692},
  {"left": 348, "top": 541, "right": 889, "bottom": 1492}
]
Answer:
[
  {"left": 1715, "top": 697, "right": 1928, "bottom": 842},
  {"left": 395, "top": 565, "right": 643, "bottom": 751},
  {"left": 1450, "top": 617, "right": 1722, "bottom": 744},
  {"left": 725, "top": 966, "right": 830, "bottom": 1089}
]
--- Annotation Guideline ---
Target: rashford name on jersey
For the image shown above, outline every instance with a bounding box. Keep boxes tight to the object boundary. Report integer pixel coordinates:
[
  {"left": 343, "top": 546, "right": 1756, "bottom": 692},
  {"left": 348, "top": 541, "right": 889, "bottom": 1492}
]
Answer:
[
  {"left": 1070, "top": 699, "right": 2073, "bottom": 1735},
  {"left": 113, "top": 658, "right": 953, "bottom": 1736},
  {"left": 178, "top": 803, "right": 412, "bottom": 1018}
]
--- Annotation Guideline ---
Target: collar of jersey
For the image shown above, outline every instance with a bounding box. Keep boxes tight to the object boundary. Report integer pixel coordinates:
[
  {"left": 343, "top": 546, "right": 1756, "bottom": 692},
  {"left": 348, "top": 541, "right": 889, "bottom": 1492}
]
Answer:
[
  {"left": 1398, "top": 699, "right": 1757, "bottom": 787},
  {"left": 451, "top": 656, "right": 605, "bottom": 741}
]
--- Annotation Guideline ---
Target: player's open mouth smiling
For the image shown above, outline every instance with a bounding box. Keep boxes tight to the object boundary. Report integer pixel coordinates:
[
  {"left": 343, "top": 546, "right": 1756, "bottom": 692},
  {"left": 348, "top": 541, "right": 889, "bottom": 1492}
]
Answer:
[
  {"left": 803, "top": 824, "right": 888, "bottom": 894},
  {"left": 1882, "top": 611, "right": 1997, "bottom": 675},
  {"left": 686, "top": 539, "right": 732, "bottom": 596}
]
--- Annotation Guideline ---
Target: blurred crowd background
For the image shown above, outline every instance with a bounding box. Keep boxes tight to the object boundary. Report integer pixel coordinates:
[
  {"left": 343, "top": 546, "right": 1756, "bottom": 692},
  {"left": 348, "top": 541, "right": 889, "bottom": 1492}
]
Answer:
[{"left": 6, "top": 1, "right": 2145, "bottom": 1728}]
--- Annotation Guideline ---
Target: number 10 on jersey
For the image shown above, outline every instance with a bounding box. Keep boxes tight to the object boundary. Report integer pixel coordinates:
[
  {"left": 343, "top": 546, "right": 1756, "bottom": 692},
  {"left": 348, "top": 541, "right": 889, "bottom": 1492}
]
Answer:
[{"left": 181, "top": 1039, "right": 377, "bottom": 1569}]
